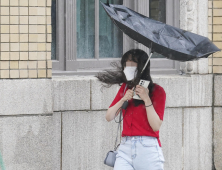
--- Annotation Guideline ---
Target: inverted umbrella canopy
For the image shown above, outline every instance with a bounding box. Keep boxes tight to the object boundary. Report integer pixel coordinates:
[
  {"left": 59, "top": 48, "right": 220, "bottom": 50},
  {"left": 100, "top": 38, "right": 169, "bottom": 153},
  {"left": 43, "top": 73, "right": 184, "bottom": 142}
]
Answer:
[{"left": 101, "top": 1, "right": 220, "bottom": 62}]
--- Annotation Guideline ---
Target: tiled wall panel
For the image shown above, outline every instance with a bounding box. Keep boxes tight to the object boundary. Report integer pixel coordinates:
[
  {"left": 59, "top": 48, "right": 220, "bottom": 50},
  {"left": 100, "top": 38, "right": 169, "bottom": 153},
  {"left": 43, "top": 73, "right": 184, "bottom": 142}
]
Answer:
[
  {"left": 210, "top": 1, "right": 222, "bottom": 73},
  {"left": 0, "top": 0, "right": 52, "bottom": 78}
]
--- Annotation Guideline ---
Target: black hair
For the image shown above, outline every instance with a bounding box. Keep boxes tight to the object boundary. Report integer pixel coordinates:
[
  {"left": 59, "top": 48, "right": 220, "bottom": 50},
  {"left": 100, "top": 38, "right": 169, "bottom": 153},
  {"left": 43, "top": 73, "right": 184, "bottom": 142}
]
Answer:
[{"left": 95, "top": 49, "right": 156, "bottom": 106}]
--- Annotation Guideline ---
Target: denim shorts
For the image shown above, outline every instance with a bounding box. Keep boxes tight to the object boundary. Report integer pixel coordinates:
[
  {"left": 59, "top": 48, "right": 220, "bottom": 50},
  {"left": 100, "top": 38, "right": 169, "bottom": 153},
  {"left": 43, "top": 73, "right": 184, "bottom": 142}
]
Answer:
[{"left": 114, "top": 136, "right": 165, "bottom": 170}]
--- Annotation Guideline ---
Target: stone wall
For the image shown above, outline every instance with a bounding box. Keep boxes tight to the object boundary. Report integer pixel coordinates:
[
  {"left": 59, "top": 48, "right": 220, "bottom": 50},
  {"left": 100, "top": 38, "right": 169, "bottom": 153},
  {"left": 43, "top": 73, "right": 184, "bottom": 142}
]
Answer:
[
  {"left": 0, "top": 75, "right": 217, "bottom": 170},
  {"left": 52, "top": 75, "right": 213, "bottom": 170},
  {"left": 0, "top": 79, "right": 53, "bottom": 169},
  {"left": 214, "top": 75, "right": 222, "bottom": 170}
]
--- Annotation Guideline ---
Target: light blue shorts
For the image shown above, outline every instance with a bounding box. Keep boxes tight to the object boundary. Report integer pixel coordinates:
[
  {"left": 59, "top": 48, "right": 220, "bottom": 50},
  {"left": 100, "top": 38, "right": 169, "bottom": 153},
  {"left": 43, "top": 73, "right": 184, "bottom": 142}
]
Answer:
[{"left": 114, "top": 136, "right": 165, "bottom": 170}]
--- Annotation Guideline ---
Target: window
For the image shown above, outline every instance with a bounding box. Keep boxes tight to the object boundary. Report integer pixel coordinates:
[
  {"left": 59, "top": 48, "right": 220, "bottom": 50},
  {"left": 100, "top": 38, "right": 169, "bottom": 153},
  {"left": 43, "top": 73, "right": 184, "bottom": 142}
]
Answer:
[
  {"left": 149, "top": 0, "right": 166, "bottom": 59},
  {"left": 99, "top": 0, "right": 123, "bottom": 58},
  {"left": 76, "top": 0, "right": 95, "bottom": 59},
  {"left": 52, "top": 0, "right": 180, "bottom": 75},
  {"left": 76, "top": 0, "right": 123, "bottom": 59}
]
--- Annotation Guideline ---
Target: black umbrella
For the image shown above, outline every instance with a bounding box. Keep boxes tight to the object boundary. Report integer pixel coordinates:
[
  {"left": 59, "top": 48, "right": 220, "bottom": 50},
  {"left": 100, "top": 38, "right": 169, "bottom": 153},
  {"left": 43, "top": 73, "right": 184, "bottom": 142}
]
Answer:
[
  {"left": 101, "top": 1, "right": 220, "bottom": 63},
  {"left": 101, "top": 1, "right": 221, "bottom": 110}
]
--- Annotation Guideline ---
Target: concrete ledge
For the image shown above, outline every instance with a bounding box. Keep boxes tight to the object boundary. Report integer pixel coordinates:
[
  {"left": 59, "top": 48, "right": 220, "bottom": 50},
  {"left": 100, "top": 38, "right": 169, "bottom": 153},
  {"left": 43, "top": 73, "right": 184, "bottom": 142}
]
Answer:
[
  {"left": 0, "top": 115, "right": 53, "bottom": 169},
  {"left": 214, "top": 76, "right": 222, "bottom": 106},
  {"left": 91, "top": 77, "right": 122, "bottom": 110},
  {"left": 160, "top": 108, "right": 183, "bottom": 170},
  {"left": 0, "top": 79, "right": 53, "bottom": 115},
  {"left": 52, "top": 76, "right": 90, "bottom": 111},
  {"left": 62, "top": 111, "right": 118, "bottom": 170},
  {"left": 154, "top": 74, "right": 212, "bottom": 107},
  {"left": 61, "top": 107, "right": 212, "bottom": 170},
  {"left": 91, "top": 74, "right": 213, "bottom": 110},
  {"left": 214, "top": 107, "right": 222, "bottom": 170},
  {"left": 183, "top": 107, "right": 212, "bottom": 170},
  {"left": 52, "top": 112, "right": 61, "bottom": 170}
]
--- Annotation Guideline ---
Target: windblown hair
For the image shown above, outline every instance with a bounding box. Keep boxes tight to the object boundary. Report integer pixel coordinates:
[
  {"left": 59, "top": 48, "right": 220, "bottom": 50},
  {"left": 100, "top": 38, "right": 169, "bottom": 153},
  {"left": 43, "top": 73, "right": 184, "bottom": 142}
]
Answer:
[{"left": 95, "top": 49, "right": 156, "bottom": 106}]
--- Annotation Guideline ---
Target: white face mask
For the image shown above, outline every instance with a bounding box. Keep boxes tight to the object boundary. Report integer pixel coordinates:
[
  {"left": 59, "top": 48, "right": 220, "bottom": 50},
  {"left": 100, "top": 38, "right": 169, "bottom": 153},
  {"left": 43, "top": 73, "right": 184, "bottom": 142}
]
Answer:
[{"left": 123, "top": 66, "right": 137, "bottom": 81}]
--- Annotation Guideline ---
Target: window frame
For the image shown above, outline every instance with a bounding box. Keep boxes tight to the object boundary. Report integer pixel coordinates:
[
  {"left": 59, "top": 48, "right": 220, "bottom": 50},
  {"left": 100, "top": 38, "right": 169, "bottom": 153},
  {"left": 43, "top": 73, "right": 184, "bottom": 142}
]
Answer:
[
  {"left": 52, "top": 0, "right": 65, "bottom": 71},
  {"left": 52, "top": 0, "right": 180, "bottom": 75}
]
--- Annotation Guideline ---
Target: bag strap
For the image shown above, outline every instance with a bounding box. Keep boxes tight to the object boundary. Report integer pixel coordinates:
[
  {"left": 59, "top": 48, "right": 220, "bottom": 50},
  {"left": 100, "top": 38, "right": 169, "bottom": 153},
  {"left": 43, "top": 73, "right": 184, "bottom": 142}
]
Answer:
[{"left": 114, "top": 84, "right": 128, "bottom": 150}]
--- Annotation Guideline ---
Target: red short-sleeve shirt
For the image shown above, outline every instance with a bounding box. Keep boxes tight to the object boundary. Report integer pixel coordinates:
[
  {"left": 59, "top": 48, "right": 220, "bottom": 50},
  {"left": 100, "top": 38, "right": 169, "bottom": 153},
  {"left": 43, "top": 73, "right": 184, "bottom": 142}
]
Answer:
[{"left": 109, "top": 82, "right": 166, "bottom": 147}]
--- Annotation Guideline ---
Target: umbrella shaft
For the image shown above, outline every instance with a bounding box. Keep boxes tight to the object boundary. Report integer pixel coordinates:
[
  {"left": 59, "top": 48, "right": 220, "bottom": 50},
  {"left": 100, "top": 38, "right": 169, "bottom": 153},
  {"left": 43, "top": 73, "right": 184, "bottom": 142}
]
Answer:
[
  {"left": 141, "top": 52, "right": 153, "bottom": 74},
  {"left": 125, "top": 52, "right": 153, "bottom": 109},
  {"left": 131, "top": 52, "right": 153, "bottom": 92}
]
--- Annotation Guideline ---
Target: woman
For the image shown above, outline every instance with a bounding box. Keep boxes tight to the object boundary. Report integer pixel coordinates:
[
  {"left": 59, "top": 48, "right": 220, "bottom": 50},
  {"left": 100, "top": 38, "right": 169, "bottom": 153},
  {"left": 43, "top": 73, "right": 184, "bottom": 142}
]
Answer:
[{"left": 96, "top": 49, "right": 166, "bottom": 170}]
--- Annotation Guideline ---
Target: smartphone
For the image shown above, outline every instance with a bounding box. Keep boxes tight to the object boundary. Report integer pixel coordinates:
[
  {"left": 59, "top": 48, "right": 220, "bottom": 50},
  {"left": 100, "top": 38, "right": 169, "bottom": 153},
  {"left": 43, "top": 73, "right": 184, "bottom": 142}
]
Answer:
[{"left": 133, "top": 79, "right": 150, "bottom": 100}]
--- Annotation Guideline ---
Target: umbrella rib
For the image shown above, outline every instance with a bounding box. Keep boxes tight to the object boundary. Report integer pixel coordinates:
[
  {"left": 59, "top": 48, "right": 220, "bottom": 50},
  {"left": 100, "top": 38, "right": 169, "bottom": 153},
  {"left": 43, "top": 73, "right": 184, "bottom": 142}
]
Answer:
[
  {"left": 156, "top": 25, "right": 166, "bottom": 44},
  {"left": 155, "top": 25, "right": 167, "bottom": 45},
  {"left": 182, "top": 33, "right": 197, "bottom": 47},
  {"left": 162, "top": 35, "right": 184, "bottom": 48}
]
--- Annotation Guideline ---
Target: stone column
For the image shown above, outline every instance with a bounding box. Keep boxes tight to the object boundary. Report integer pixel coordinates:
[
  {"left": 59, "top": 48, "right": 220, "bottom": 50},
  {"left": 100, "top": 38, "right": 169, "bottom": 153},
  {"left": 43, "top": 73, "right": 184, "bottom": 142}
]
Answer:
[{"left": 180, "top": 0, "right": 209, "bottom": 74}]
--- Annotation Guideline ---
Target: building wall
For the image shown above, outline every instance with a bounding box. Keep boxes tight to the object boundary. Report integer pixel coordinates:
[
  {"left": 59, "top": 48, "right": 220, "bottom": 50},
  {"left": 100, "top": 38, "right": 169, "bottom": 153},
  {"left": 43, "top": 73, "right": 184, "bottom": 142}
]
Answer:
[
  {"left": 209, "top": 1, "right": 222, "bottom": 169},
  {"left": 0, "top": 0, "right": 52, "bottom": 79},
  {"left": 0, "top": 0, "right": 220, "bottom": 170},
  {"left": 0, "top": 0, "right": 53, "bottom": 169}
]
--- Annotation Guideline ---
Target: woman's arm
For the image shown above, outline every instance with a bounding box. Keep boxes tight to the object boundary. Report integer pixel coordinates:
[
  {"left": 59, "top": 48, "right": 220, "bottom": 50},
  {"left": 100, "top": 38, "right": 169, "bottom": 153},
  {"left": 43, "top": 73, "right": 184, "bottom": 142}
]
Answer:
[
  {"left": 106, "top": 89, "right": 134, "bottom": 122},
  {"left": 105, "top": 98, "right": 125, "bottom": 122},
  {"left": 135, "top": 85, "right": 165, "bottom": 132},
  {"left": 144, "top": 98, "right": 162, "bottom": 132}
]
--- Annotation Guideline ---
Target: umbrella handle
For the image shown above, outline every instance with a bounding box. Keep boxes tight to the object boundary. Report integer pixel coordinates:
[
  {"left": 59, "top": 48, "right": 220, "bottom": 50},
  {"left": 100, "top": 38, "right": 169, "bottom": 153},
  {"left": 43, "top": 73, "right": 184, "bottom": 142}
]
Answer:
[
  {"left": 121, "top": 86, "right": 136, "bottom": 110},
  {"left": 122, "top": 101, "right": 128, "bottom": 110}
]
